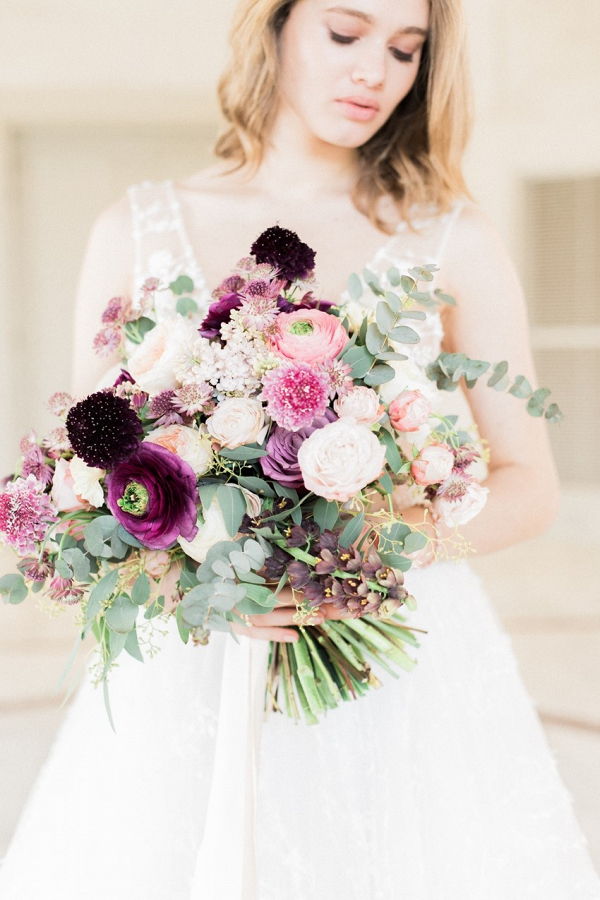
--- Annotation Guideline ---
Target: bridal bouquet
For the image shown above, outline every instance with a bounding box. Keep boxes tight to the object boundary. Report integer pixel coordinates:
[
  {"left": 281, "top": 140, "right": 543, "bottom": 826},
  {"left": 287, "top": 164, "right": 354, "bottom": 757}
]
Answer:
[{"left": 0, "top": 227, "right": 561, "bottom": 725}]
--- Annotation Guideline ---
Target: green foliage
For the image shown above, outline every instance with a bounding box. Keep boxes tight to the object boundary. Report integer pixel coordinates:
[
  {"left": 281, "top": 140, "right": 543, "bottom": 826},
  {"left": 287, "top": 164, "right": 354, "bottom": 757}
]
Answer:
[
  {"left": 237, "top": 475, "right": 276, "bottom": 498},
  {"left": 313, "top": 498, "right": 340, "bottom": 532},
  {"left": 0, "top": 573, "right": 28, "bottom": 605},
  {"left": 176, "top": 296, "right": 198, "bottom": 316},
  {"left": 105, "top": 594, "right": 139, "bottom": 634},
  {"left": 338, "top": 512, "right": 365, "bottom": 549},
  {"left": 169, "top": 275, "right": 195, "bottom": 295},
  {"left": 131, "top": 573, "right": 150, "bottom": 606},
  {"left": 219, "top": 444, "right": 268, "bottom": 461},
  {"left": 347, "top": 272, "right": 363, "bottom": 301},
  {"left": 379, "top": 429, "right": 403, "bottom": 474},
  {"left": 216, "top": 484, "right": 247, "bottom": 537}
]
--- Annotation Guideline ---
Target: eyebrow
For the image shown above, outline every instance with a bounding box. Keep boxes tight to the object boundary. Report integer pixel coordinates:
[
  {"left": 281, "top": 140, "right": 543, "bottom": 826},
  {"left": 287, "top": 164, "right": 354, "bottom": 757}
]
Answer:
[{"left": 325, "top": 6, "right": 429, "bottom": 38}]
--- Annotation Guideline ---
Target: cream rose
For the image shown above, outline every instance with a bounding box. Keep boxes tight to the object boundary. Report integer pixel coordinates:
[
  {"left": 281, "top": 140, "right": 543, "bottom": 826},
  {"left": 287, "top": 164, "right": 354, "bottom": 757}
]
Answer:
[
  {"left": 378, "top": 359, "right": 437, "bottom": 406},
  {"left": 411, "top": 443, "right": 455, "bottom": 486},
  {"left": 297, "top": 418, "right": 386, "bottom": 502},
  {"left": 144, "top": 424, "right": 212, "bottom": 476},
  {"left": 433, "top": 481, "right": 489, "bottom": 527},
  {"left": 127, "top": 316, "right": 200, "bottom": 394},
  {"left": 334, "top": 386, "right": 384, "bottom": 426},
  {"left": 177, "top": 498, "right": 230, "bottom": 563},
  {"left": 69, "top": 455, "right": 105, "bottom": 508},
  {"left": 50, "top": 459, "right": 86, "bottom": 512},
  {"left": 206, "top": 398, "right": 268, "bottom": 450}
]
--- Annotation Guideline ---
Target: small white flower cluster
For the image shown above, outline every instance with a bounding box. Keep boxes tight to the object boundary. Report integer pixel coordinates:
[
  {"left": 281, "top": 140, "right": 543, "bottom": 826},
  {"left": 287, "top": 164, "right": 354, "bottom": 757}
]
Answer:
[
  {"left": 196, "top": 315, "right": 266, "bottom": 397},
  {"left": 172, "top": 332, "right": 211, "bottom": 386}
]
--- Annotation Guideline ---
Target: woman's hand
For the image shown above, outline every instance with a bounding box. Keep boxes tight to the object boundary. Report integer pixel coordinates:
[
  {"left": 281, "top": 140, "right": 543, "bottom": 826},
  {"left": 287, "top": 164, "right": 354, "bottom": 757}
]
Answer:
[{"left": 230, "top": 584, "right": 352, "bottom": 642}]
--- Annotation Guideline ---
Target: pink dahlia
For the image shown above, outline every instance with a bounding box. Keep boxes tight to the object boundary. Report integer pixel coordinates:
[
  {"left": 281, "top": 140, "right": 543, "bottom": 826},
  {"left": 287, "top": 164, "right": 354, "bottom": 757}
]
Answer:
[
  {"left": 261, "top": 362, "right": 330, "bottom": 431},
  {"left": 0, "top": 475, "right": 58, "bottom": 556}
]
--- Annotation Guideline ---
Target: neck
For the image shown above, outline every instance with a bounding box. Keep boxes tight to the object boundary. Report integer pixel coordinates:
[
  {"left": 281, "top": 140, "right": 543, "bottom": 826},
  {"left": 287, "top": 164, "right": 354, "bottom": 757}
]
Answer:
[{"left": 248, "top": 105, "right": 360, "bottom": 203}]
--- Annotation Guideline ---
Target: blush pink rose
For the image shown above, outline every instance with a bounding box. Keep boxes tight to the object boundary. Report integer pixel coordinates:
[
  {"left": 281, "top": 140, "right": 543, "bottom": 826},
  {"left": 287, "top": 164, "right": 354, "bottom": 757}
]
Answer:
[
  {"left": 411, "top": 443, "right": 455, "bottom": 486},
  {"left": 333, "top": 386, "right": 384, "bottom": 426},
  {"left": 269, "top": 309, "right": 348, "bottom": 364},
  {"left": 297, "top": 419, "right": 386, "bottom": 502},
  {"left": 389, "top": 390, "right": 432, "bottom": 432},
  {"left": 433, "top": 481, "right": 489, "bottom": 527}
]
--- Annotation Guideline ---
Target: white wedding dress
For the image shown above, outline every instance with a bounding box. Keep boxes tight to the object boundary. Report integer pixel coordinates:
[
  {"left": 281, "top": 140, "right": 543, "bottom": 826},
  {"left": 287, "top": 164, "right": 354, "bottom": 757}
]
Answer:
[{"left": 1, "top": 180, "right": 599, "bottom": 900}]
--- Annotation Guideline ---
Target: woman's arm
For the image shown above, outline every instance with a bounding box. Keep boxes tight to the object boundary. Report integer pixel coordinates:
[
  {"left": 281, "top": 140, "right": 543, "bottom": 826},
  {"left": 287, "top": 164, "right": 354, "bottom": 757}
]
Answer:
[
  {"left": 70, "top": 193, "right": 135, "bottom": 398},
  {"left": 419, "top": 203, "right": 561, "bottom": 557}
]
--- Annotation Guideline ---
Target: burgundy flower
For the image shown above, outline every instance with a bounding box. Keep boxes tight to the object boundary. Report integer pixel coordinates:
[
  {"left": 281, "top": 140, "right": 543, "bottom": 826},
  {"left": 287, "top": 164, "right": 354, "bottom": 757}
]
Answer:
[
  {"left": 65, "top": 391, "right": 143, "bottom": 470},
  {"left": 250, "top": 226, "right": 316, "bottom": 285},
  {"left": 276, "top": 294, "right": 336, "bottom": 314},
  {"left": 106, "top": 443, "right": 199, "bottom": 550},
  {"left": 198, "top": 293, "right": 243, "bottom": 339},
  {"left": 260, "top": 410, "right": 336, "bottom": 488}
]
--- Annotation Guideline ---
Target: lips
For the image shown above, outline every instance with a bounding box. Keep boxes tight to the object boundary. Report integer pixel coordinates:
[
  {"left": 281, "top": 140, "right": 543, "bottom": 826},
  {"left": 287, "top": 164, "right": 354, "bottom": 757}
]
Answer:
[{"left": 335, "top": 97, "right": 380, "bottom": 122}]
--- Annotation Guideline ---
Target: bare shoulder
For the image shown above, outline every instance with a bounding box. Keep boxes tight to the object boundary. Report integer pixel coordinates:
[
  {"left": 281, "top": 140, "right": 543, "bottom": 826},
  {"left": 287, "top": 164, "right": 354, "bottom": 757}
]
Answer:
[{"left": 174, "top": 161, "right": 253, "bottom": 199}]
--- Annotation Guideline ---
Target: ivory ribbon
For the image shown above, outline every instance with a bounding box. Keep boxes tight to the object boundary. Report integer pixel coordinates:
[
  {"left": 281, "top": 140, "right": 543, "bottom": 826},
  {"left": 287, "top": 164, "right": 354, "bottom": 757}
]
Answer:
[{"left": 191, "top": 635, "right": 271, "bottom": 899}]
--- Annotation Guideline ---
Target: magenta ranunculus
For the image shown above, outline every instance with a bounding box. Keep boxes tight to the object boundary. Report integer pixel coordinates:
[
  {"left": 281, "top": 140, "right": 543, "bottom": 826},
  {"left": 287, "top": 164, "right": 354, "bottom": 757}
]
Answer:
[
  {"left": 260, "top": 410, "right": 336, "bottom": 488},
  {"left": 106, "top": 442, "right": 199, "bottom": 550},
  {"left": 198, "top": 293, "right": 243, "bottom": 339}
]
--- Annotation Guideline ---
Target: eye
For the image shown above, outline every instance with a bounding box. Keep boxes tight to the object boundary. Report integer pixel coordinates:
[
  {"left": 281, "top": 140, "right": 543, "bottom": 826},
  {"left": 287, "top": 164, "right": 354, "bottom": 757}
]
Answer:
[
  {"left": 391, "top": 48, "right": 414, "bottom": 63},
  {"left": 329, "top": 29, "right": 357, "bottom": 45}
]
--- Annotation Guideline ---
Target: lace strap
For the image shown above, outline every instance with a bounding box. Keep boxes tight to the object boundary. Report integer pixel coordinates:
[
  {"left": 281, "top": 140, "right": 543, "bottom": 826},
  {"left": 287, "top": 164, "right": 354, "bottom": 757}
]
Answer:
[
  {"left": 433, "top": 198, "right": 467, "bottom": 268},
  {"left": 126, "top": 179, "right": 201, "bottom": 313}
]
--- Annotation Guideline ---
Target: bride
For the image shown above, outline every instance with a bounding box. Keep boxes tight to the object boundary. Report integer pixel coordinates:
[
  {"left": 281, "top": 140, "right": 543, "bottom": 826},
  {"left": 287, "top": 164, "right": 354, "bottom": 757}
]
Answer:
[{"left": 1, "top": 0, "right": 599, "bottom": 897}]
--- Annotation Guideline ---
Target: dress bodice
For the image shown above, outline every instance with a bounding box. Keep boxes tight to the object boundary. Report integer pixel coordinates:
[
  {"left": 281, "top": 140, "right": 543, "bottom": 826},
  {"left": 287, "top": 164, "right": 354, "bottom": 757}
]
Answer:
[{"left": 126, "top": 178, "right": 468, "bottom": 370}]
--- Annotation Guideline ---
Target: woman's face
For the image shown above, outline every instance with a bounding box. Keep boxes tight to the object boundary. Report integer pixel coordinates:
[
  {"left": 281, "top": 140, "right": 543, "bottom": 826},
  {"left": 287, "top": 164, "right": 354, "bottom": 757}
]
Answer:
[{"left": 277, "top": 0, "right": 430, "bottom": 148}]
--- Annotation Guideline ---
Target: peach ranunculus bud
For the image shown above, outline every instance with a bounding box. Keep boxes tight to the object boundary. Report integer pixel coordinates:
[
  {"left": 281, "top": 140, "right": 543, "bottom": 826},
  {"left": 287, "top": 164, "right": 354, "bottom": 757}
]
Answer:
[
  {"left": 411, "top": 443, "right": 455, "bottom": 487},
  {"left": 389, "top": 390, "right": 432, "bottom": 433},
  {"left": 268, "top": 309, "right": 348, "bottom": 364},
  {"left": 333, "top": 386, "right": 384, "bottom": 426}
]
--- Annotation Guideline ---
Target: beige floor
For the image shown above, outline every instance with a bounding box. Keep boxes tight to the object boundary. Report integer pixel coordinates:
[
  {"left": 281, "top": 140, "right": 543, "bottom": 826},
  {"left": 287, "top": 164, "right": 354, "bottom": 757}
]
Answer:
[{"left": 1, "top": 491, "right": 599, "bottom": 875}]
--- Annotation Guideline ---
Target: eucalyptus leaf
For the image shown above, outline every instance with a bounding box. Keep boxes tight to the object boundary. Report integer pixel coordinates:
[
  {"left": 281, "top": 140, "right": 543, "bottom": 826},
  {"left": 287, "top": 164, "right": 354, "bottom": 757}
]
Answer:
[
  {"left": 86, "top": 568, "right": 120, "bottom": 621},
  {"left": 487, "top": 361, "right": 509, "bottom": 388},
  {"left": 363, "top": 268, "right": 385, "bottom": 296},
  {"left": 107, "top": 629, "right": 128, "bottom": 660},
  {"left": 169, "top": 274, "right": 195, "bottom": 295},
  {"left": 384, "top": 291, "right": 402, "bottom": 313},
  {"left": 244, "top": 584, "right": 276, "bottom": 608},
  {"left": 434, "top": 288, "right": 457, "bottom": 306},
  {"left": 176, "top": 602, "right": 191, "bottom": 643},
  {"left": 115, "top": 525, "right": 144, "bottom": 548},
  {"left": 387, "top": 267, "right": 401, "bottom": 287},
  {"left": 379, "top": 429, "right": 403, "bottom": 473},
  {"left": 229, "top": 550, "right": 251, "bottom": 574},
  {"left": 62, "top": 547, "right": 91, "bottom": 582},
  {"left": 219, "top": 445, "right": 268, "bottom": 461},
  {"left": 131, "top": 573, "right": 151, "bottom": 606},
  {"left": 313, "top": 498, "right": 340, "bottom": 532},
  {"left": 365, "top": 323, "right": 387, "bottom": 355},
  {"left": 55, "top": 557, "right": 73, "bottom": 580},
  {"left": 241, "top": 538, "right": 265, "bottom": 569},
  {"left": 400, "top": 275, "right": 416, "bottom": 294},
  {"left": 380, "top": 521, "right": 411, "bottom": 547},
  {"left": 0, "top": 573, "right": 28, "bottom": 605},
  {"left": 378, "top": 470, "right": 394, "bottom": 494},
  {"left": 338, "top": 512, "right": 365, "bottom": 549},
  {"left": 347, "top": 272, "right": 363, "bottom": 301},
  {"left": 83, "top": 519, "right": 107, "bottom": 556},
  {"left": 110, "top": 531, "right": 128, "bottom": 560},
  {"left": 408, "top": 266, "right": 435, "bottom": 282},
  {"left": 509, "top": 375, "right": 533, "bottom": 399},
  {"left": 105, "top": 595, "right": 139, "bottom": 634},
  {"left": 180, "top": 568, "right": 199, "bottom": 592},
  {"left": 176, "top": 296, "right": 199, "bottom": 316},
  {"left": 376, "top": 350, "right": 409, "bottom": 361},
  {"left": 388, "top": 325, "right": 420, "bottom": 344},
  {"left": 364, "top": 364, "right": 395, "bottom": 386},
  {"left": 377, "top": 551, "right": 413, "bottom": 572},
  {"left": 399, "top": 309, "right": 427, "bottom": 320},
  {"left": 212, "top": 559, "right": 235, "bottom": 580},
  {"left": 238, "top": 476, "right": 276, "bottom": 498},
  {"left": 342, "top": 344, "right": 376, "bottom": 379},
  {"left": 144, "top": 595, "right": 165, "bottom": 619},
  {"left": 403, "top": 531, "right": 429, "bottom": 555},
  {"left": 217, "top": 484, "right": 247, "bottom": 537},
  {"left": 124, "top": 627, "right": 144, "bottom": 662},
  {"left": 545, "top": 403, "right": 563, "bottom": 423},
  {"left": 199, "top": 482, "right": 219, "bottom": 511},
  {"left": 376, "top": 302, "right": 397, "bottom": 334}
]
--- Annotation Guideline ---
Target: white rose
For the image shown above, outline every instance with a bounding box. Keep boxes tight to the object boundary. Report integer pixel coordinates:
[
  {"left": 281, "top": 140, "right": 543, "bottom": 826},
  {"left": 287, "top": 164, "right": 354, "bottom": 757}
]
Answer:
[
  {"left": 177, "top": 498, "right": 230, "bottom": 563},
  {"left": 128, "top": 316, "right": 200, "bottom": 394},
  {"left": 297, "top": 418, "right": 386, "bottom": 502},
  {"left": 433, "top": 481, "right": 489, "bottom": 527},
  {"left": 378, "top": 359, "right": 438, "bottom": 406},
  {"left": 341, "top": 301, "right": 375, "bottom": 333},
  {"left": 144, "top": 424, "right": 212, "bottom": 476},
  {"left": 206, "top": 398, "right": 267, "bottom": 449},
  {"left": 334, "top": 386, "right": 383, "bottom": 426},
  {"left": 69, "top": 455, "right": 105, "bottom": 508}
]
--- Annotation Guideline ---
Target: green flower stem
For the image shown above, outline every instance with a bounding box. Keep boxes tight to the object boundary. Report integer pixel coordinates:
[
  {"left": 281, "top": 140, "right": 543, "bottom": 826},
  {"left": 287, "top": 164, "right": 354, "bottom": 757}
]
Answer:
[
  {"left": 319, "top": 621, "right": 367, "bottom": 676},
  {"left": 340, "top": 617, "right": 396, "bottom": 653},
  {"left": 302, "top": 629, "right": 342, "bottom": 707},
  {"left": 290, "top": 633, "right": 326, "bottom": 718},
  {"left": 367, "top": 616, "right": 424, "bottom": 649},
  {"left": 312, "top": 627, "right": 367, "bottom": 683},
  {"left": 280, "top": 642, "right": 300, "bottom": 721},
  {"left": 288, "top": 640, "right": 319, "bottom": 725}
]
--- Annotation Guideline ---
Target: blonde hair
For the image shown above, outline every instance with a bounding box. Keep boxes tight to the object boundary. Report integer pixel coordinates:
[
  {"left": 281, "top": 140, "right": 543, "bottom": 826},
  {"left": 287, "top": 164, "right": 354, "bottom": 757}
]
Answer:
[{"left": 215, "top": 0, "right": 473, "bottom": 233}]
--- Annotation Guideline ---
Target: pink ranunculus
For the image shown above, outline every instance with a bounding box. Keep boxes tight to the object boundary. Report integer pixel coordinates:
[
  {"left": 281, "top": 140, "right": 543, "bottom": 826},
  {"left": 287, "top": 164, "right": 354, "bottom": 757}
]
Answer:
[
  {"left": 333, "top": 386, "right": 384, "bottom": 426},
  {"left": 411, "top": 443, "right": 455, "bottom": 487},
  {"left": 433, "top": 480, "right": 489, "bottom": 527},
  {"left": 297, "top": 419, "right": 386, "bottom": 502},
  {"left": 389, "top": 390, "right": 432, "bottom": 432},
  {"left": 50, "top": 458, "right": 86, "bottom": 513},
  {"left": 268, "top": 309, "right": 348, "bottom": 364}
]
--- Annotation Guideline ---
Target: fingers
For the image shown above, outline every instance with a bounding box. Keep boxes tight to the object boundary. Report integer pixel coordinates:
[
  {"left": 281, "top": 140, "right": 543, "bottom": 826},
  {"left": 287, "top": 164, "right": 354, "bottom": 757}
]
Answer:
[{"left": 231, "top": 622, "right": 299, "bottom": 642}]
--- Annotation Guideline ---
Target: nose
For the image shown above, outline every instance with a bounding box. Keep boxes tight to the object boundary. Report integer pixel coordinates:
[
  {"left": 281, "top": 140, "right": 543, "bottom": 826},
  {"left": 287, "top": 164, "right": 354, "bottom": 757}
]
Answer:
[{"left": 351, "top": 43, "right": 386, "bottom": 89}]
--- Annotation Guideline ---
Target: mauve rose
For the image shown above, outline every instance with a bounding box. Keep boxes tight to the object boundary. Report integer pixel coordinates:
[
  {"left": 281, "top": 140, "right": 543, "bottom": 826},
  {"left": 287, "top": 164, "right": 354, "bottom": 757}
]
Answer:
[
  {"left": 106, "top": 442, "right": 199, "bottom": 550},
  {"left": 269, "top": 309, "right": 348, "bottom": 364},
  {"left": 260, "top": 410, "right": 337, "bottom": 488},
  {"left": 389, "top": 389, "right": 432, "bottom": 432},
  {"left": 198, "top": 293, "right": 243, "bottom": 339},
  {"left": 411, "top": 443, "right": 455, "bottom": 487}
]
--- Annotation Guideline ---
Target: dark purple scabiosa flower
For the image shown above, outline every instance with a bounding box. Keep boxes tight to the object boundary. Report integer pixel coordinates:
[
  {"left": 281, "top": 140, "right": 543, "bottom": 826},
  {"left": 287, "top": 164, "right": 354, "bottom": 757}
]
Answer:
[
  {"left": 198, "top": 293, "right": 243, "bottom": 339},
  {"left": 260, "top": 409, "right": 336, "bottom": 488},
  {"left": 250, "top": 226, "right": 316, "bottom": 286},
  {"left": 106, "top": 442, "right": 199, "bottom": 550},
  {"left": 65, "top": 391, "right": 143, "bottom": 470}
]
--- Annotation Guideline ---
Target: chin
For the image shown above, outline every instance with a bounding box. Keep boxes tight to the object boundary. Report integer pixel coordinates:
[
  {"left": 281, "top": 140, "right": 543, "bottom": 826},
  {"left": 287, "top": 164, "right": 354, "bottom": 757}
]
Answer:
[{"left": 312, "top": 119, "right": 381, "bottom": 150}]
